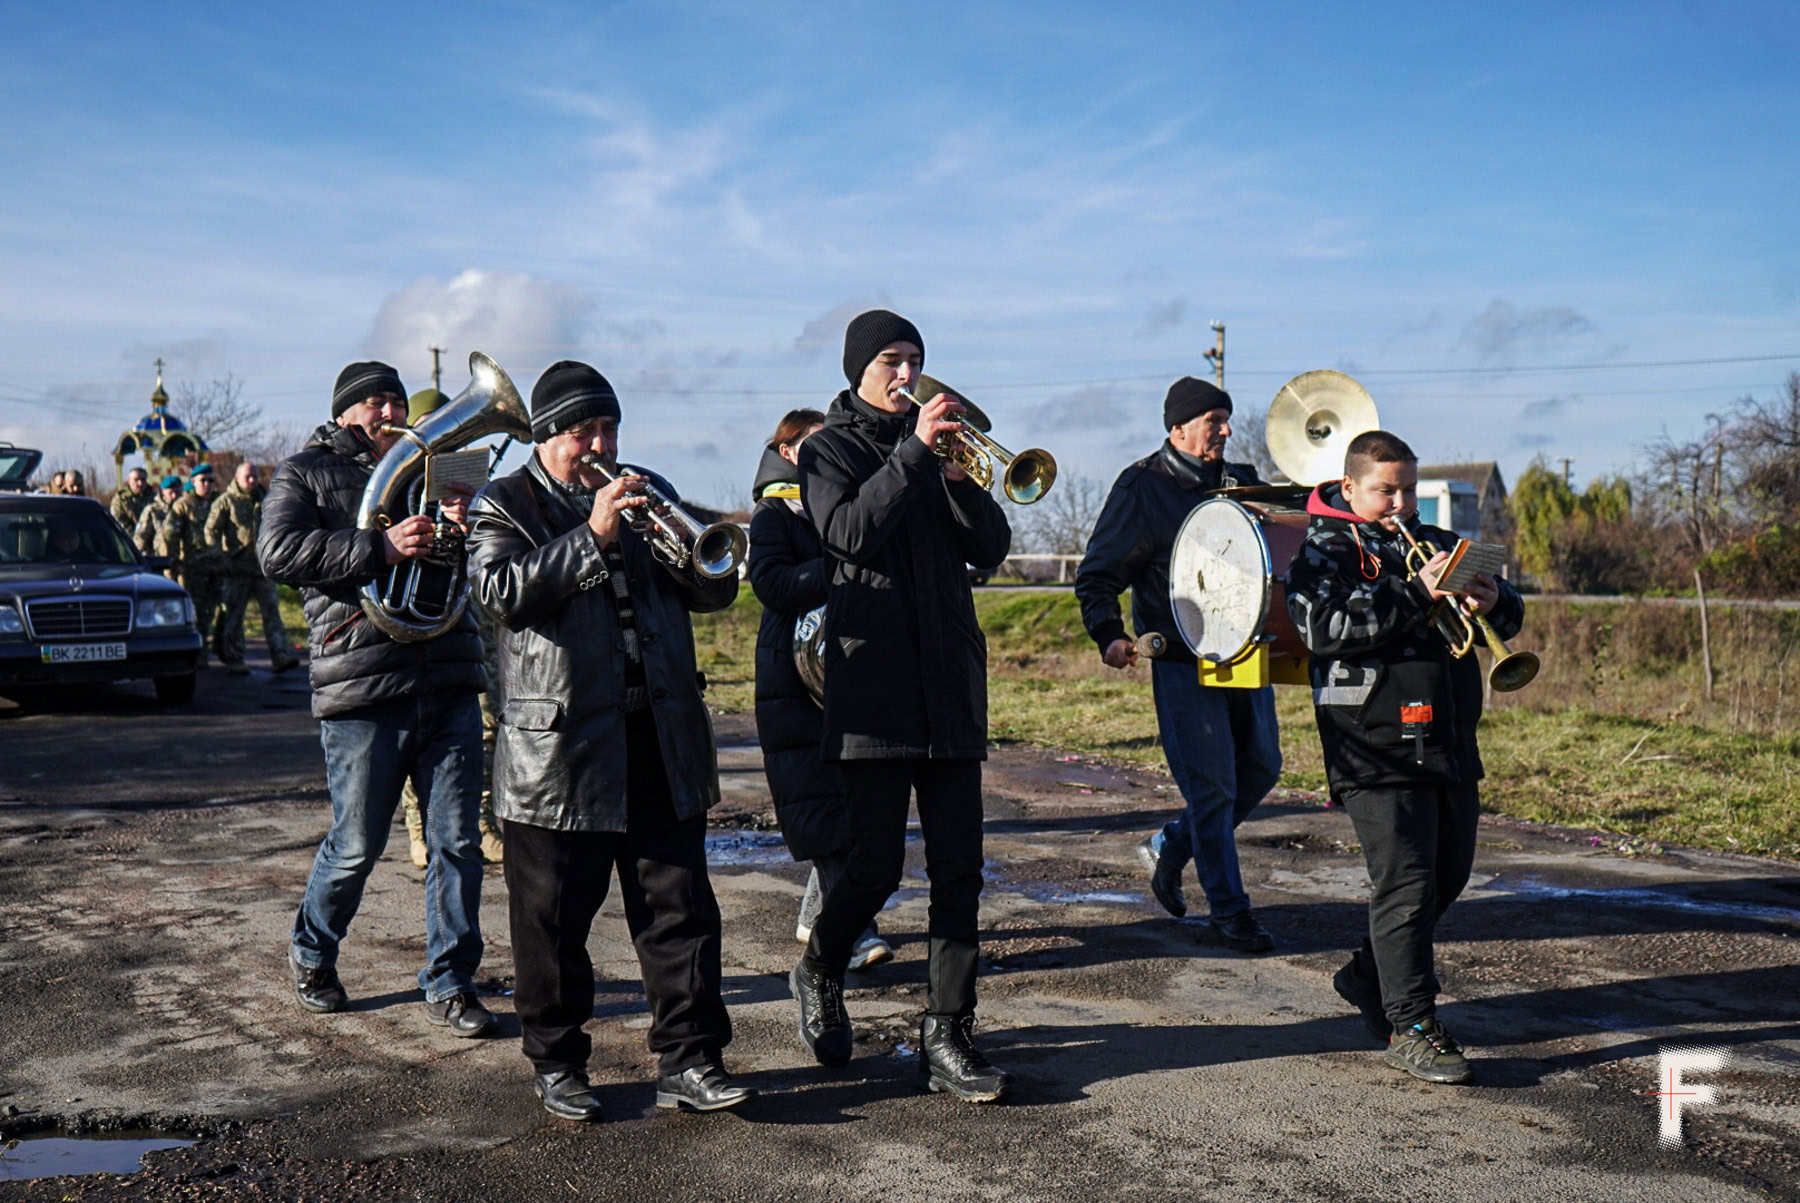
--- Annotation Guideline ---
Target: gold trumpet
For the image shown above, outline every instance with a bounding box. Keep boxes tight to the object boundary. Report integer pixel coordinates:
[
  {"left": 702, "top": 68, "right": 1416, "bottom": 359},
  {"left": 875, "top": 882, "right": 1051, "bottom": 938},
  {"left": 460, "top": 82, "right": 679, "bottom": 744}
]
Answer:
[
  {"left": 1395, "top": 522, "right": 1540, "bottom": 692},
  {"left": 897, "top": 374, "right": 1057, "bottom": 505}
]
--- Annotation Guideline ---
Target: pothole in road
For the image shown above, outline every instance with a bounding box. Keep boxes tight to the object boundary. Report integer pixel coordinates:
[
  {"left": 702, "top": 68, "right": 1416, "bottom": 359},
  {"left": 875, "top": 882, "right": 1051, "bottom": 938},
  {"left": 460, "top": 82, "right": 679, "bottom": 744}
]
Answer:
[{"left": 0, "top": 1128, "right": 196, "bottom": 1182}]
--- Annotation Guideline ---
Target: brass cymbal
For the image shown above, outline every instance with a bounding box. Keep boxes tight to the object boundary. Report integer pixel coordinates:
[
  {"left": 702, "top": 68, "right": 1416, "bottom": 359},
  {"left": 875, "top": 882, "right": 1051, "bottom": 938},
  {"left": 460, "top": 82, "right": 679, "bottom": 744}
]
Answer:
[{"left": 1265, "top": 370, "right": 1380, "bottom": 486}]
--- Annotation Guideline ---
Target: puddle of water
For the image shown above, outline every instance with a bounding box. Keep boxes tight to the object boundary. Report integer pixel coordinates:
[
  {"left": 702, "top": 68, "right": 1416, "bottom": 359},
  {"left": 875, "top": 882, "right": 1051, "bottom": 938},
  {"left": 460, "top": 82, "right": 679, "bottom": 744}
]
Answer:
[
  {"left": 1019, "top": 887, "right": 1143, "bottom": 906},
  {"left": 702, "top": 830, "right": 791, "bottom": 866},
  {"left": 1471, "top": 875, "right": 1800, "bottom": 925},
  {"left": 0, "top": 1132, "right": 195, "bottom": 1182}
]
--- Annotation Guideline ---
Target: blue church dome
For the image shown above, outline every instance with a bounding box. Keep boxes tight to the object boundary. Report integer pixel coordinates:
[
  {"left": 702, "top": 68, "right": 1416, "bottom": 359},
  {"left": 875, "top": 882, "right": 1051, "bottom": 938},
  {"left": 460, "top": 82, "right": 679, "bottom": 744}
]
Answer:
[{"left": 135, "top": 411, "right": 189, "bottom": 433}]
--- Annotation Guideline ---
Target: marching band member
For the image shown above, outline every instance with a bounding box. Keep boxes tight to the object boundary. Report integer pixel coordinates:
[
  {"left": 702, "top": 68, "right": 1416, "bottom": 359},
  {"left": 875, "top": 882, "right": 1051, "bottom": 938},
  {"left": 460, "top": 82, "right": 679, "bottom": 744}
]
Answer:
[
  {"left": 1074, "top": 377, "right": 1282, "bottom": 952},
  {"left": 790, "top": 310, "right": 1013, "bottom": 1102},
  {"left": 1285, "top": 429, "right": 1524, "bottom": 1084},
  {"left": 748, "top": 409, "right": 893, "bottom": 971},
  {"left": 258, "top": 362, "right": 492, "bottom": 1034},
  {"left": 466, "top": 361, "right": 749, "bottom": 1121}
]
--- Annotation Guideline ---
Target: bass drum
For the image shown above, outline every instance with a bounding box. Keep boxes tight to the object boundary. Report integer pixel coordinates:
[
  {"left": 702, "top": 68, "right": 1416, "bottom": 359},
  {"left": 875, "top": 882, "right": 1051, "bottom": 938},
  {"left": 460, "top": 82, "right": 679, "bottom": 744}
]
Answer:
[
  {"left": 793, "top": 605, "right": 827, "bottom": 705},
  {"left": 1168, "top": 498, "right": 1310, "bottom": 665}
]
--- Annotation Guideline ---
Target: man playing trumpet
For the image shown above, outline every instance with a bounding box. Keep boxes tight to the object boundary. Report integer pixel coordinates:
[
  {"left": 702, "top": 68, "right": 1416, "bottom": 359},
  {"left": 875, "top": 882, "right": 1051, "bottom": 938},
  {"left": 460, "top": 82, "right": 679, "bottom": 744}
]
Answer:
[{"left": 466, "top": 361, "right": 748, "bottom": 1120}]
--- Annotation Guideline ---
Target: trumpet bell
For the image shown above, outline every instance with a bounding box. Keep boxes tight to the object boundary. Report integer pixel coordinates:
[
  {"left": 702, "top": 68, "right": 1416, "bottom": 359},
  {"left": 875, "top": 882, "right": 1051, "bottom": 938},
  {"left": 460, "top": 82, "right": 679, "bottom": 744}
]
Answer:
[
  {"left": 1490, "top": 649, "right": 1541, "bottom": 693},
  {"left": 1002, "top": 448, "right": 1057, "bottom": 505},
  {"left": 1266, "top": 370, "right": 1380, "bottom": 486}
]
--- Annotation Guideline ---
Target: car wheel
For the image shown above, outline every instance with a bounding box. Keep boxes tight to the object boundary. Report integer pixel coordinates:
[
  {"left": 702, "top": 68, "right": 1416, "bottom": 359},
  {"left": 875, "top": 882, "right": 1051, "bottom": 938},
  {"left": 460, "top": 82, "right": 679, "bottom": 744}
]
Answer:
[{"left": 153, "top": 673, "right": 197, "bottom": 705}]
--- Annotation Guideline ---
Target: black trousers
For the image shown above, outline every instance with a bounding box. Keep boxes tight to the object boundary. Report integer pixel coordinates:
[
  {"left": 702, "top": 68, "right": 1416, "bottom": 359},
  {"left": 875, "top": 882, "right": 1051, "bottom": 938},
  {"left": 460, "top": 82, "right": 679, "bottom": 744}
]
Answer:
[
  {"left": 803, "top": 759, "right": 984, "bottom": 1016},
  {"left": 1339, "top": 781, "right": 1481, "bottom": 1029},
  {"left": 503, "top": 713, "right": 730, "bottom": 1076}
]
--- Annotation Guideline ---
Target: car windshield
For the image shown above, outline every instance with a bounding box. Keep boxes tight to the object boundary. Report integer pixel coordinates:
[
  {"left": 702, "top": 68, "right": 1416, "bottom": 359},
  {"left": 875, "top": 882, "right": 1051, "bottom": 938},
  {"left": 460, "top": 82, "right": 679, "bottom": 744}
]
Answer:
[
  {"left": 0, "top": 447, "right": 42, "bottom": 489},
  {"left": 0, "top": 511, "right": 139, "bottom": 566}
]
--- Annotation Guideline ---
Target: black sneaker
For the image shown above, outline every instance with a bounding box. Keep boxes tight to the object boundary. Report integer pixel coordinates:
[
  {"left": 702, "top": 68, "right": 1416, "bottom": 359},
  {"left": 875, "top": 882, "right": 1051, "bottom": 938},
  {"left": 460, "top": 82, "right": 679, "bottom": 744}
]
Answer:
[
  {"left": 424, "top": 990, "right": 497, "bottom": 1038},
  {"left": 1332, "top": 961, "right": 1392, "bottom": 1042},
  {"left": 1206, "top": 910, "right": 1275, "bottom": 954},
  {"left": 1136, "top": 833, "right": 1188, "bottom": 918},
  {"left": 289, "top": 953, "right": 346, "bottom": 1014},
  {"left": 789, "top": 961, "right": 853, "bottom": 1067},
  {"left": 920, "top": 1013, "right": 1010, "bottom": 1103},
  {"left": 1384, "top": 1017, "right": 1473, "bottom": 1085}
]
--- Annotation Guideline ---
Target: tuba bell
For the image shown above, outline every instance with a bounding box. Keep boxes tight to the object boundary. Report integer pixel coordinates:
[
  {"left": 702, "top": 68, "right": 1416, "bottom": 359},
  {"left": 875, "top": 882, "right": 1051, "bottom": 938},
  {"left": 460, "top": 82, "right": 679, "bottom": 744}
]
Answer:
[{"left": 357, "top": 351, "right": 532, "bottom": 642}]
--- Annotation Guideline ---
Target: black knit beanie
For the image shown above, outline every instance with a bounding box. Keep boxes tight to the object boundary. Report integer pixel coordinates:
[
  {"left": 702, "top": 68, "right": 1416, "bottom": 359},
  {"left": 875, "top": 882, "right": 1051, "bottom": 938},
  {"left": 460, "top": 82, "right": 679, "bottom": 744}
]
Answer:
[
  {"left": 842, "top": 309, "right": 924, "bottom": 386},
  {"left": 332, "top": 361, "right": 407, "bottom": 418},
  {"left": 1163, "top": 376, "right": 1232, "bottom": 430},
  {"left": 531, "top": 360, "right": 621, "bottom": 440}
]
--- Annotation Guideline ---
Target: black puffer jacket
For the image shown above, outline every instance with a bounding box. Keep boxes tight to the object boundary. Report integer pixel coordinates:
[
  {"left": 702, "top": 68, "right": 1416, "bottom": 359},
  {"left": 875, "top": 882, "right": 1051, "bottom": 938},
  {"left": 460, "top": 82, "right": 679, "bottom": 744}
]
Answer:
[
  {"left": 748, "top": 445, "right": 847, "bottom": 861},
  {"left": 1075, "top": 442, "right": 1264, "bottom": 666},
  {"left": 467, "top": 456, "right": 737, "bottom": 833},
  {"left": 797, "top": 390, "right": 1011, "bottom": 761},
  {"left": 1284, "top": 481, "right": 1525, "bottom": 791},
  {"left": 257, "top": 422, "right": 485, "bottom": 719}
]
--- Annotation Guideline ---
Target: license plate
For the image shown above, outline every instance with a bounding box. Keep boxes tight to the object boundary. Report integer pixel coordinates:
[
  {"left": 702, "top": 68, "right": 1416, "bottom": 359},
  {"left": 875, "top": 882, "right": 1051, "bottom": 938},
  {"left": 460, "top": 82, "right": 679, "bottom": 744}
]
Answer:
[{"left": 40, "top": 642, "right": 128, "bottom": 664}]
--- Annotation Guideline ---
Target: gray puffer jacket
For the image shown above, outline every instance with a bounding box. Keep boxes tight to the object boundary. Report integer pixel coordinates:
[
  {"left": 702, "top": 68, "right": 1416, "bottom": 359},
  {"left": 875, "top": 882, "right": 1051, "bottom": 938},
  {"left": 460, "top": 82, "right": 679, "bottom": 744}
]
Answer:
[
  {"left": 466, "top": 455, "right": 738, "bottom": 833},
  {"left": 257, "top": 422, "right": 485, "bottom": 718}
]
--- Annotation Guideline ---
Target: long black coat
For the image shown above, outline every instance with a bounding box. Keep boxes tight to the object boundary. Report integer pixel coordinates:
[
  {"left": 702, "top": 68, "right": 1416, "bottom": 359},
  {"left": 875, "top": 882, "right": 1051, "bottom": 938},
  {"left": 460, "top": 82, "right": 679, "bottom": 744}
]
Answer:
[
  {"left": 466, "top": 456, "right": 737, "bottom": 833},
  {"left": 257, "top": 422, "right": 485, "bottom": 719},
  {"left": 748, "top": 445, "right": 848, "bottom": 861},
  {"left": 1074, "top": 442, "right": 1264, "bottom": 667},
  {"left": 797, "top": 390, "right": 1011, "bottom": 761}
]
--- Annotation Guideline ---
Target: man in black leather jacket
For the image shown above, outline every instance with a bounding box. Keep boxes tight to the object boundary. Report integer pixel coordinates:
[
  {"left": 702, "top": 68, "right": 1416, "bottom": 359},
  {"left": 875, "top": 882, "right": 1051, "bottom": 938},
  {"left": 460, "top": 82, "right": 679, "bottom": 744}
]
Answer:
[
  {"left": 789, "top": 309, "right": 1014, "bottom": 1103},
  {"left": 465, "top": 360, "right": 749, "bottom": 1121},
  {"left": 257, "top": 361, "right": 493, "bottom": 1036},
  {"left": 1074, "top": 377, "right": 1283, "bottom": 954}
]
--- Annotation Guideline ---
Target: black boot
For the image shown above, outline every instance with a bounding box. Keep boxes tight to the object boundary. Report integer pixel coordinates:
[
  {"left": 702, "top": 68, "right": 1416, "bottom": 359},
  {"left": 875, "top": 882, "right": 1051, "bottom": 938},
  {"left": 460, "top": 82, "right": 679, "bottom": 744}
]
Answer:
[
  {"left": 789, "top": 960, "right": 853, "bottom": 1067},
  {"left": 920, "top": 1013, "right": 1010, "bottom": 1103}
]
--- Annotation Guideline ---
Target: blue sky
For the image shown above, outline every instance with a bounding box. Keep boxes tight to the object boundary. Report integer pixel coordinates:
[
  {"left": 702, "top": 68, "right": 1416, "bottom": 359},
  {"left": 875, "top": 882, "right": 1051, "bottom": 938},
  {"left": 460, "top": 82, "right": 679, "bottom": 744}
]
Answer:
[{"left": 2, "top": 0, "right": 1796, "bottom": 505}]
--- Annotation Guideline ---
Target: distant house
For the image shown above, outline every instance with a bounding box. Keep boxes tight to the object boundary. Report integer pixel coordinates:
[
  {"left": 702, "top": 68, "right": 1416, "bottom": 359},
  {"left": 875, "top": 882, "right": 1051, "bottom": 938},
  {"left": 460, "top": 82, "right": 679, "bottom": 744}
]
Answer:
[{"left": 1417, "top": 461, "right": 1510, "bottom": 542}]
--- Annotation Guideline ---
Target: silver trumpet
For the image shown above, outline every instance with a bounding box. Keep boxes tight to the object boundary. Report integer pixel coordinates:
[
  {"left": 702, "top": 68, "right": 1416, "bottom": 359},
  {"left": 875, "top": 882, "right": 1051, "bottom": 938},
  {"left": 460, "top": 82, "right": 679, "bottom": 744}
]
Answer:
[{"left": 578, "top": 453, "right": 747, "bottom": 580}]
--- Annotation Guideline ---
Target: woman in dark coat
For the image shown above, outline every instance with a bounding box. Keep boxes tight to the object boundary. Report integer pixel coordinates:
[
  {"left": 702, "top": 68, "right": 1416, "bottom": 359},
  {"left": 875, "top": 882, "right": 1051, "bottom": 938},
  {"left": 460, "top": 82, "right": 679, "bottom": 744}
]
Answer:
[{"left": 749, "top": 410, "right": 890, "bottom": 971}]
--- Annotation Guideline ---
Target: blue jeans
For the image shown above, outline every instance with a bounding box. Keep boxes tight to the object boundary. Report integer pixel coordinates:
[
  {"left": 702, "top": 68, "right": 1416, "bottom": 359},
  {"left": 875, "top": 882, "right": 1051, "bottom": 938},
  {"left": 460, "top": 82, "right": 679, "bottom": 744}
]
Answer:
[
  {"left": 1150, "top": 660, "right": 1282, "bottom": 918},
  {"left": 291, "top": 693, "right": 486, "bottom": 1002}
]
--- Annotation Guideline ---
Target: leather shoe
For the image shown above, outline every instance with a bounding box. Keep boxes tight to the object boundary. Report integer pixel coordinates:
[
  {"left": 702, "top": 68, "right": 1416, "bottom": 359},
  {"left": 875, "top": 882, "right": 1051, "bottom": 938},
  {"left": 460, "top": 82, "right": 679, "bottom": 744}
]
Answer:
[
  {"left": 1136, "top": 833, "right": 1187, "bottom": 918},
  {"left": 289, "top": 953, "right": 346, "bottom": 1014},
  {"left": 655, "top": 1064, "right": 755, "bottom": 1112},
  {"left": 789, "top": 961, "right": 853, "bottom": 1067},
  {"left": 424, "top": 991, "right": 497, "bottom": 1038},
  {"left": 1207, "top": 910, "right": 1275, "bottom": 954},
  {"left": 534, "top": 1069, "right": 603, "bottom": 1121}
]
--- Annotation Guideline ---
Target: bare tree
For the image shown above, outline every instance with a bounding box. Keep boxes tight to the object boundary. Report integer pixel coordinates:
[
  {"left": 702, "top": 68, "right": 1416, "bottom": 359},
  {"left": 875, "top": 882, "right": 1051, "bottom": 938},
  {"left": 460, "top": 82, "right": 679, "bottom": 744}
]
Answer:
[
  {"left": 1226, "top": 417, "right": 1280, "bottom": 480},
  {"left": 1728, "top": 371, "right": 1800, "bottom": 524},
  {"left": 1006, "top": 474, "right": 1109, "bottom": 556},
  {"left": 172, "top": 374, "right": 265, "bottom": 451}
]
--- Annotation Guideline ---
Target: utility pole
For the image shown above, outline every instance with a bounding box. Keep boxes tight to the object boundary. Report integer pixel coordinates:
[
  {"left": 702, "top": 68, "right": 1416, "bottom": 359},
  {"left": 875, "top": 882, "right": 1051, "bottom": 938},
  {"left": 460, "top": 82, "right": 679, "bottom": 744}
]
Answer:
[
  {"left": 430, "top": 346, "right": 445, "bottom": 394},
  {"left": 1559, "top": 457, "right": 1573, "bottom": 488},
  {"left": 1202, "top": 321, "right": 1225, "bottom": 387}
]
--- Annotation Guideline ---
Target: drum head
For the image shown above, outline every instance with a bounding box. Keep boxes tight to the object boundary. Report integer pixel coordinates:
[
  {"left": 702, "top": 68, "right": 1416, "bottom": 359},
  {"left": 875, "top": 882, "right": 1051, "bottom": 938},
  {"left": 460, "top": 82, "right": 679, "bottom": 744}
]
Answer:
[{"left": 1169, "top": 499, "right": 1272, "bottom": 664}]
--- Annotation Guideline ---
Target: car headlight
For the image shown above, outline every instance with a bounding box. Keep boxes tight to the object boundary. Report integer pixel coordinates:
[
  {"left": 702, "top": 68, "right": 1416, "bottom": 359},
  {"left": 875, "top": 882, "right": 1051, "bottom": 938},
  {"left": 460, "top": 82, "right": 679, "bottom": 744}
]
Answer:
[
  {"left": 0, "top": 605, "right": 22, "bottom": 636},
  {"left": 135, "top": 598, "right": 190, "bottom": 628}
]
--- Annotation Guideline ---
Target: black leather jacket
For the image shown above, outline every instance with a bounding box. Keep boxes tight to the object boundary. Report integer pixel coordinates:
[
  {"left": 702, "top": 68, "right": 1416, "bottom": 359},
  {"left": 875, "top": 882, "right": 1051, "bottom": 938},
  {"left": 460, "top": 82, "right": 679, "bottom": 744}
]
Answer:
[
  {"left": 466, "top": 455, "right": 738, "bottom": 833},
  {"left": 257, "top": 422, "right": 485, "bottom": 718},
  {"left": 1075, "top": 442, "right": 1263, "bottom": 667}
]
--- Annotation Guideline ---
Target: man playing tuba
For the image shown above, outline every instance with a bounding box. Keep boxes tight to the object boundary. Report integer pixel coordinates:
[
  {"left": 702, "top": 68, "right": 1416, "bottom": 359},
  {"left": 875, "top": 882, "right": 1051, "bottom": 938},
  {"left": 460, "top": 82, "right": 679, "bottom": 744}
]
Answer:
[{"left": 257, "top": 361, "right": 494, "bottom": 1036}]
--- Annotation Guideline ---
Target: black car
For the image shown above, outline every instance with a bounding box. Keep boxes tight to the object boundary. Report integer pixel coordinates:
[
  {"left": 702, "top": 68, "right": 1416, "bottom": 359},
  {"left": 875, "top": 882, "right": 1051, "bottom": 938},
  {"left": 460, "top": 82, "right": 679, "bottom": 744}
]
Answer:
[{"left": 0, "top": 494, "right": 203, "bottom": 703}]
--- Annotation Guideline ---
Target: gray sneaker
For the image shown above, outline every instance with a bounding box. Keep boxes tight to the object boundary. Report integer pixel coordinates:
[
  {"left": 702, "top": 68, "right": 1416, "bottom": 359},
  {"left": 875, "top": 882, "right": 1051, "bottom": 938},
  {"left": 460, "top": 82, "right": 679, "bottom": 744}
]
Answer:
[
  {"left": 1384, "top": 1017, "right": 1473, "bottom": 1084},
  {"left": 1136, "top": 832, "right": 1187, "bottom": 918}
]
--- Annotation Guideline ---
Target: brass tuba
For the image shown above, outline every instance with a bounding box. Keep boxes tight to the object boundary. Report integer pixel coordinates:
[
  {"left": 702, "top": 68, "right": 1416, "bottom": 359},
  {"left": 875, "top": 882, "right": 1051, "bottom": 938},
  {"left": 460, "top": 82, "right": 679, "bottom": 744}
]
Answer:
[
  {"left": 897, "top": 374, "right": 1057, "bottom": 504},
  {"left": 357, "top": 351, "right": 532, "bottom": 642}
]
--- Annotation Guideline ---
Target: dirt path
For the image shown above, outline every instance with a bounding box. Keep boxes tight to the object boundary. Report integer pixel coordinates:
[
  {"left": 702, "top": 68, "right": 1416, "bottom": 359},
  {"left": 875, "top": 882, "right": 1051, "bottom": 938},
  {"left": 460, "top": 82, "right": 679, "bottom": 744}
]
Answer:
[{"left": 2, "top": 659, "right": 1796, "bottom": 1200}]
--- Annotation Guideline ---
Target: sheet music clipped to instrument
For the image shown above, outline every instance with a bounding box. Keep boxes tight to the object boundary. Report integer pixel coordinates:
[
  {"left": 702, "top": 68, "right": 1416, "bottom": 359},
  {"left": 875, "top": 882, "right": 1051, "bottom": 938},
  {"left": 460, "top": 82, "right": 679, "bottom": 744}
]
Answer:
[
  {"left": 1437, "top": 539, "right": 1508, "bottom": 593},
  {"left": 423, "top": 448, "right": 491, "bottom": 502}
]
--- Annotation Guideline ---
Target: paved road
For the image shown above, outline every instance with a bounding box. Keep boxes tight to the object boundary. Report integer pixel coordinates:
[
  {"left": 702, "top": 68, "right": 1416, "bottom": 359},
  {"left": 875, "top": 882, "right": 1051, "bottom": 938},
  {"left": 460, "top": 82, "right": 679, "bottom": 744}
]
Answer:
[{"left": 2, "top": 651, "right": 1797, "bottom": 1200}]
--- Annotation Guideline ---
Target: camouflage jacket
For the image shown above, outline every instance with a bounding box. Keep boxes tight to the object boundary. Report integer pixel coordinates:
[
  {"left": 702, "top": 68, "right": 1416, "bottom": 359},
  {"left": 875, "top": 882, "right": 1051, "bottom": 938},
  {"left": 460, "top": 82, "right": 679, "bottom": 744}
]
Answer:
[
  {"left": 163, "top": 493, "right": 222, "bottom": 572},
  {"left": 1284, "top": 480, "right": 1524, "bottom": 791},
  {"left": 110, "top": 485, "right": 152, "bottom": 533},
  {"left": 205, "top": 481, "right": 264, "bottom": 575},
  {"left": 134, "top": 497, "right": 175, "bottom": 556}
]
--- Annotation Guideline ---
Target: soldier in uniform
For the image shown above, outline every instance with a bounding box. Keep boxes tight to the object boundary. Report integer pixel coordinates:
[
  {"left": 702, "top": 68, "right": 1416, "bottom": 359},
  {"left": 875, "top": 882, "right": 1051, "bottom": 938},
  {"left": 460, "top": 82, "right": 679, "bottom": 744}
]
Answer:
[
  {"left": 134, "top": 476, "right": 184, "bottom": 563},
  {"left": 207, "top": 460, "right": 301, "bottom": 675},
  {"left": 110, "top": 468, "right": 154, "bottom": 533},
  {"left": 396, "top": 386, "right": 505, "bottom": 867},
  {"left": 162, "top": 464, "right": 224, "bottom": 667}
]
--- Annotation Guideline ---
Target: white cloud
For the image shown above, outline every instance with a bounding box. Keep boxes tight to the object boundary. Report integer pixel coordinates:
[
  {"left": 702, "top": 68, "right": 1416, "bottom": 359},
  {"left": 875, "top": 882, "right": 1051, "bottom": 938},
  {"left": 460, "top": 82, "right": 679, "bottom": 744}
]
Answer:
[{"left": 364, "top": 270, "right": 595, "bottom": 382}]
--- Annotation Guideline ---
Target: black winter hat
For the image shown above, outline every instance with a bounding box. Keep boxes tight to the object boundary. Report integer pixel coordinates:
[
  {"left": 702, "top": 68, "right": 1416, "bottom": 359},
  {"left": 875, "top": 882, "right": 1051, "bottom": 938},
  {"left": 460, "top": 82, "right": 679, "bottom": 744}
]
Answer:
[
  {"left": 842, "top": 309, "right": 924, "bottom": 386},
  {"left": 1163, "top": 376, "right": 1233, "bottom": 430},
  {"left": 332, "top": 361, "right": 407, "bottom": 418},
  {"left": 531, "top": 360, "right": 621, "bottom": 441}
]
